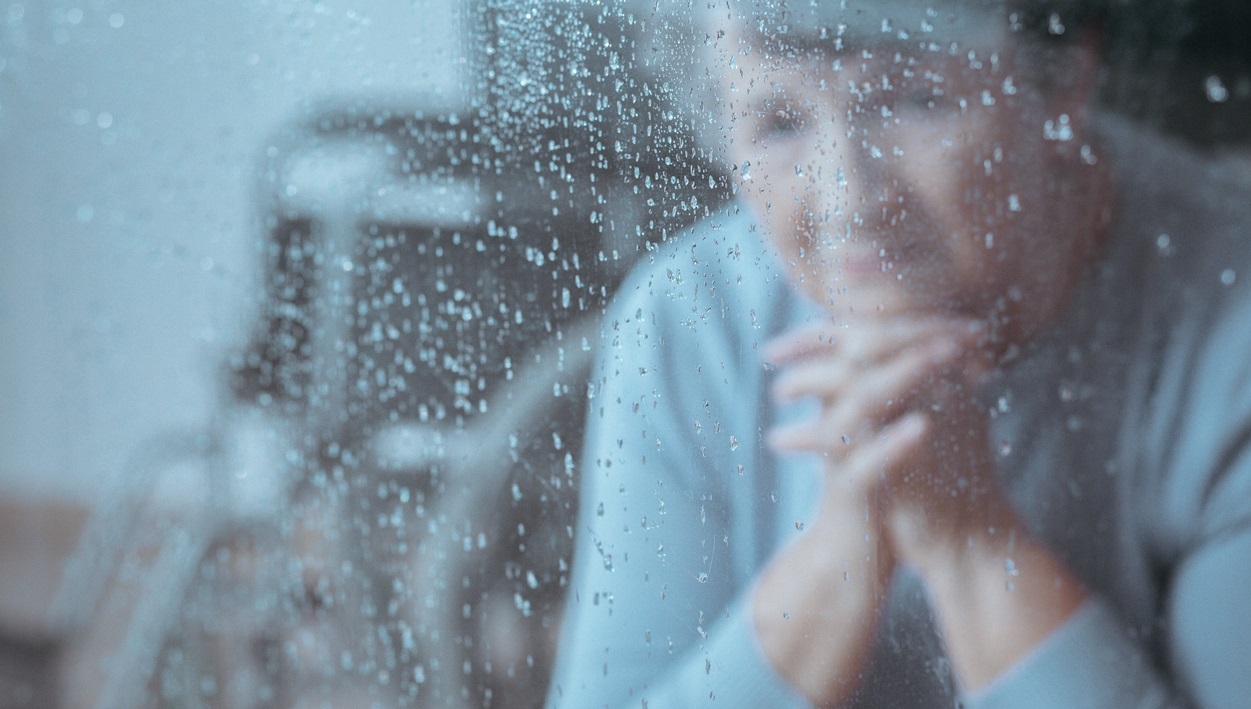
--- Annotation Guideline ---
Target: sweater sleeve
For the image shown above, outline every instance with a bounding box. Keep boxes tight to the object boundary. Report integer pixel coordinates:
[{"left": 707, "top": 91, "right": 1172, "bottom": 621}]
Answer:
[
  {"left": 964, "top": 523, "right": 1251, "bottom": 709},
  {"left": 968, "top": 214, "right": 1251, "bottom": 709},
  {"left": 963, "top": 601, "right": 1178, "bottom": 709},
  {"left": 545, "top": 244, "right": 811, "bottom": 709}
]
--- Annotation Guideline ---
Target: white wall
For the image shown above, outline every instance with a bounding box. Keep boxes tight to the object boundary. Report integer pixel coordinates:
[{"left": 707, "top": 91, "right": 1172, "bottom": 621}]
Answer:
[{"left": 0, "top": 0, "right": 467, "bottom": 501}]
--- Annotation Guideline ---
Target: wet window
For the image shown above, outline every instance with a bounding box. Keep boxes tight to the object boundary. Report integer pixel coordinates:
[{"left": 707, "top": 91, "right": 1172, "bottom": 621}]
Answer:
[{"left": 2, "top": 2, "right": 1250, "bottom": 708}]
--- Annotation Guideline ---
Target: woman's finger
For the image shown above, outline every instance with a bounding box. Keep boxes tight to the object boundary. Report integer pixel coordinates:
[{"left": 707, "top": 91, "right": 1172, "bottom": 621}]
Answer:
[
  {"left": 768, "top": 339, "right": 962, "bottom": 457},
  {"left": 772, "top": 334, "right": 960, "bottom": 403},
  {"left": 763, "top": 322, "right": 843, "bottom": 364},
  {"left": 765, "top": 417, "right": 845, "bottom": 453},
  {"left": 760, "top": 347, "right": 940, "bottom": 457},
  {"left": 764, "top": 316, "right": 975, "bottom": 366},
  {"left": 830, "top": 412, "right": 930, "bottom": 500}
]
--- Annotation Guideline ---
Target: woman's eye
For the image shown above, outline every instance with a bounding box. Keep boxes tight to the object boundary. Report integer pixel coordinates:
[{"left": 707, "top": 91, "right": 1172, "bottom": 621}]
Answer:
[
  {"left": 759, "top": 102, "right": 807, "bottom": 137},
  {"left": 902, "top": 89, "right": 947, "bottom": 112}
]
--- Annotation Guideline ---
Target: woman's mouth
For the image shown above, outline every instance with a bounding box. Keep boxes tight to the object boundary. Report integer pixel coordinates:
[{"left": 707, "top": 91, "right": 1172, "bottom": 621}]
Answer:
[{"left": 838, "top": 241, "right": 926, "bottom": 278}]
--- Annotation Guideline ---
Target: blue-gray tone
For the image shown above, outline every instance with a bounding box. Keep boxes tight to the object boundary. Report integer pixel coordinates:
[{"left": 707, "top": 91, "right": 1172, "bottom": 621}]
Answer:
[{"left": 548, "top": 120, "right": 1251, "bottom": 708}]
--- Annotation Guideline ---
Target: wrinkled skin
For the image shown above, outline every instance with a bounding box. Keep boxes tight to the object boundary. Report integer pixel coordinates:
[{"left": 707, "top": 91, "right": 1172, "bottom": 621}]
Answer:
[{"left": 714, "top": 24, "right": 1105, "bottom": 701}]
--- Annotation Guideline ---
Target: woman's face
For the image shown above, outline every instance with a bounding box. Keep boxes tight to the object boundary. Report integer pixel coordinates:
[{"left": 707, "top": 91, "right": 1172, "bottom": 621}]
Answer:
[{"left": 721, "top": 31, "right": 1100, "bottom": 341}]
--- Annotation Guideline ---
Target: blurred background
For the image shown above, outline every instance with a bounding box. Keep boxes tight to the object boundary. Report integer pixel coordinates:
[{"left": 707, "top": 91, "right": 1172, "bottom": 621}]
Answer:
[
  {"left": 1, "top": 0, "right": 1249, "bottom": 707},
  {"left": 0, "top": 2, "right": 723, "bottom": 707}
]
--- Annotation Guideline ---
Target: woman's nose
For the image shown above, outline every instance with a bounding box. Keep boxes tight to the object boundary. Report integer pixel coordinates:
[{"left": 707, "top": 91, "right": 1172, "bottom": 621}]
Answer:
[{"left": 801, "top": 131, "right": 891, "bottom": 230}]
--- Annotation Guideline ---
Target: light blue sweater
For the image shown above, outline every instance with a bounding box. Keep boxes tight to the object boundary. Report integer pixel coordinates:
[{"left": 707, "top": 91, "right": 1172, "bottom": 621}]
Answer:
[{"left": 547, "top": 125, "right": 1251, "bottom": 708}]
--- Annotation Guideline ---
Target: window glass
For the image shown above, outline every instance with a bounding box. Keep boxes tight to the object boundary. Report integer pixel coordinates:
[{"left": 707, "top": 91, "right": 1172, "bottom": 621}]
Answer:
[{"left": 1, "top": 2, "right": 1249, "bottom": 708}]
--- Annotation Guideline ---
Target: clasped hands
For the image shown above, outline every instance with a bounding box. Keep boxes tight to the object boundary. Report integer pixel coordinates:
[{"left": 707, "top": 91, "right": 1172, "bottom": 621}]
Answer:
[
  {"left": 766, "top": 316, "right": 1009, "bottom": 555},
  {"left": 751, "top": 315, "right": 1026, "bottom": 706}
]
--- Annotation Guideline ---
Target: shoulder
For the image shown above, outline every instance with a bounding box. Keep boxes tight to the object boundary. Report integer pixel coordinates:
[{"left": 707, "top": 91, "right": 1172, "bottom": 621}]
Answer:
[
  {"left": 1095, "top": 115, "right": 1251, "bottom": 346},
  {"left": 1101, "top": 117, "right": 1251, "bottom": 548},
  {"left": 600, "top": 203, "right": 801, "bottom": 370},
  {"left": 1101, "top": 115, "right": 1251, "bottom": 298}
]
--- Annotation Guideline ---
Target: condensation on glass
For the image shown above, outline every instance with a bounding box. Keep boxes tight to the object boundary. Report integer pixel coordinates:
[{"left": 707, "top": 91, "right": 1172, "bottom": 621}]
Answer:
[{"left": 0, "top": 1, "right": 1248, "bottom": 709}]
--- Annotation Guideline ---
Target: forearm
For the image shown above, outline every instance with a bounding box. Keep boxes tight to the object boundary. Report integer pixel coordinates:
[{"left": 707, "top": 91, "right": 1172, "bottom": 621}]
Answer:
[
  {"left": 752, "top": 525, "right": 889, "bottom": 707},
  {"left": 896, "top": 516, "right": 1088, "bottom": 691}
]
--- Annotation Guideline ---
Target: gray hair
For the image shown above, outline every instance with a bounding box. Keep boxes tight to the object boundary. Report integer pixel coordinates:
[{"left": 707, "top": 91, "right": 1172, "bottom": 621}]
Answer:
[{"left": 619, "top": 0, "right": 1097, "bottom": 162}]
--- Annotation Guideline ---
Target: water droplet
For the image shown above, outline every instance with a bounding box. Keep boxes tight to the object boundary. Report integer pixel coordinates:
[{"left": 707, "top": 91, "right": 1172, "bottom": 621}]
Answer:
[
  {"left": 1205, "top": 76, "right": 1230, "bottom": 103},
  {"left": 1048, "top": 12, "right": 1065, "bottom": 35},
  {"left": 1156, "top": 233, "right": 1173, "bottom": 256},
  {"left": 1043, "top": 114, "right": 1072, "bottom": 141},
  {"left": 1221, "top": 269, "right": 1237, "bottom": 286},
  {"left": 1067, "top": 479, "right": 1083, "bottom": 499}
]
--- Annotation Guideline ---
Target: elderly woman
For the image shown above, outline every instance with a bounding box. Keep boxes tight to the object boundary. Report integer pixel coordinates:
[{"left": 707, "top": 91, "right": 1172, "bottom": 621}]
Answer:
[{"left": 548, "top": 1, "right": 1251, "bottom": 707}]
